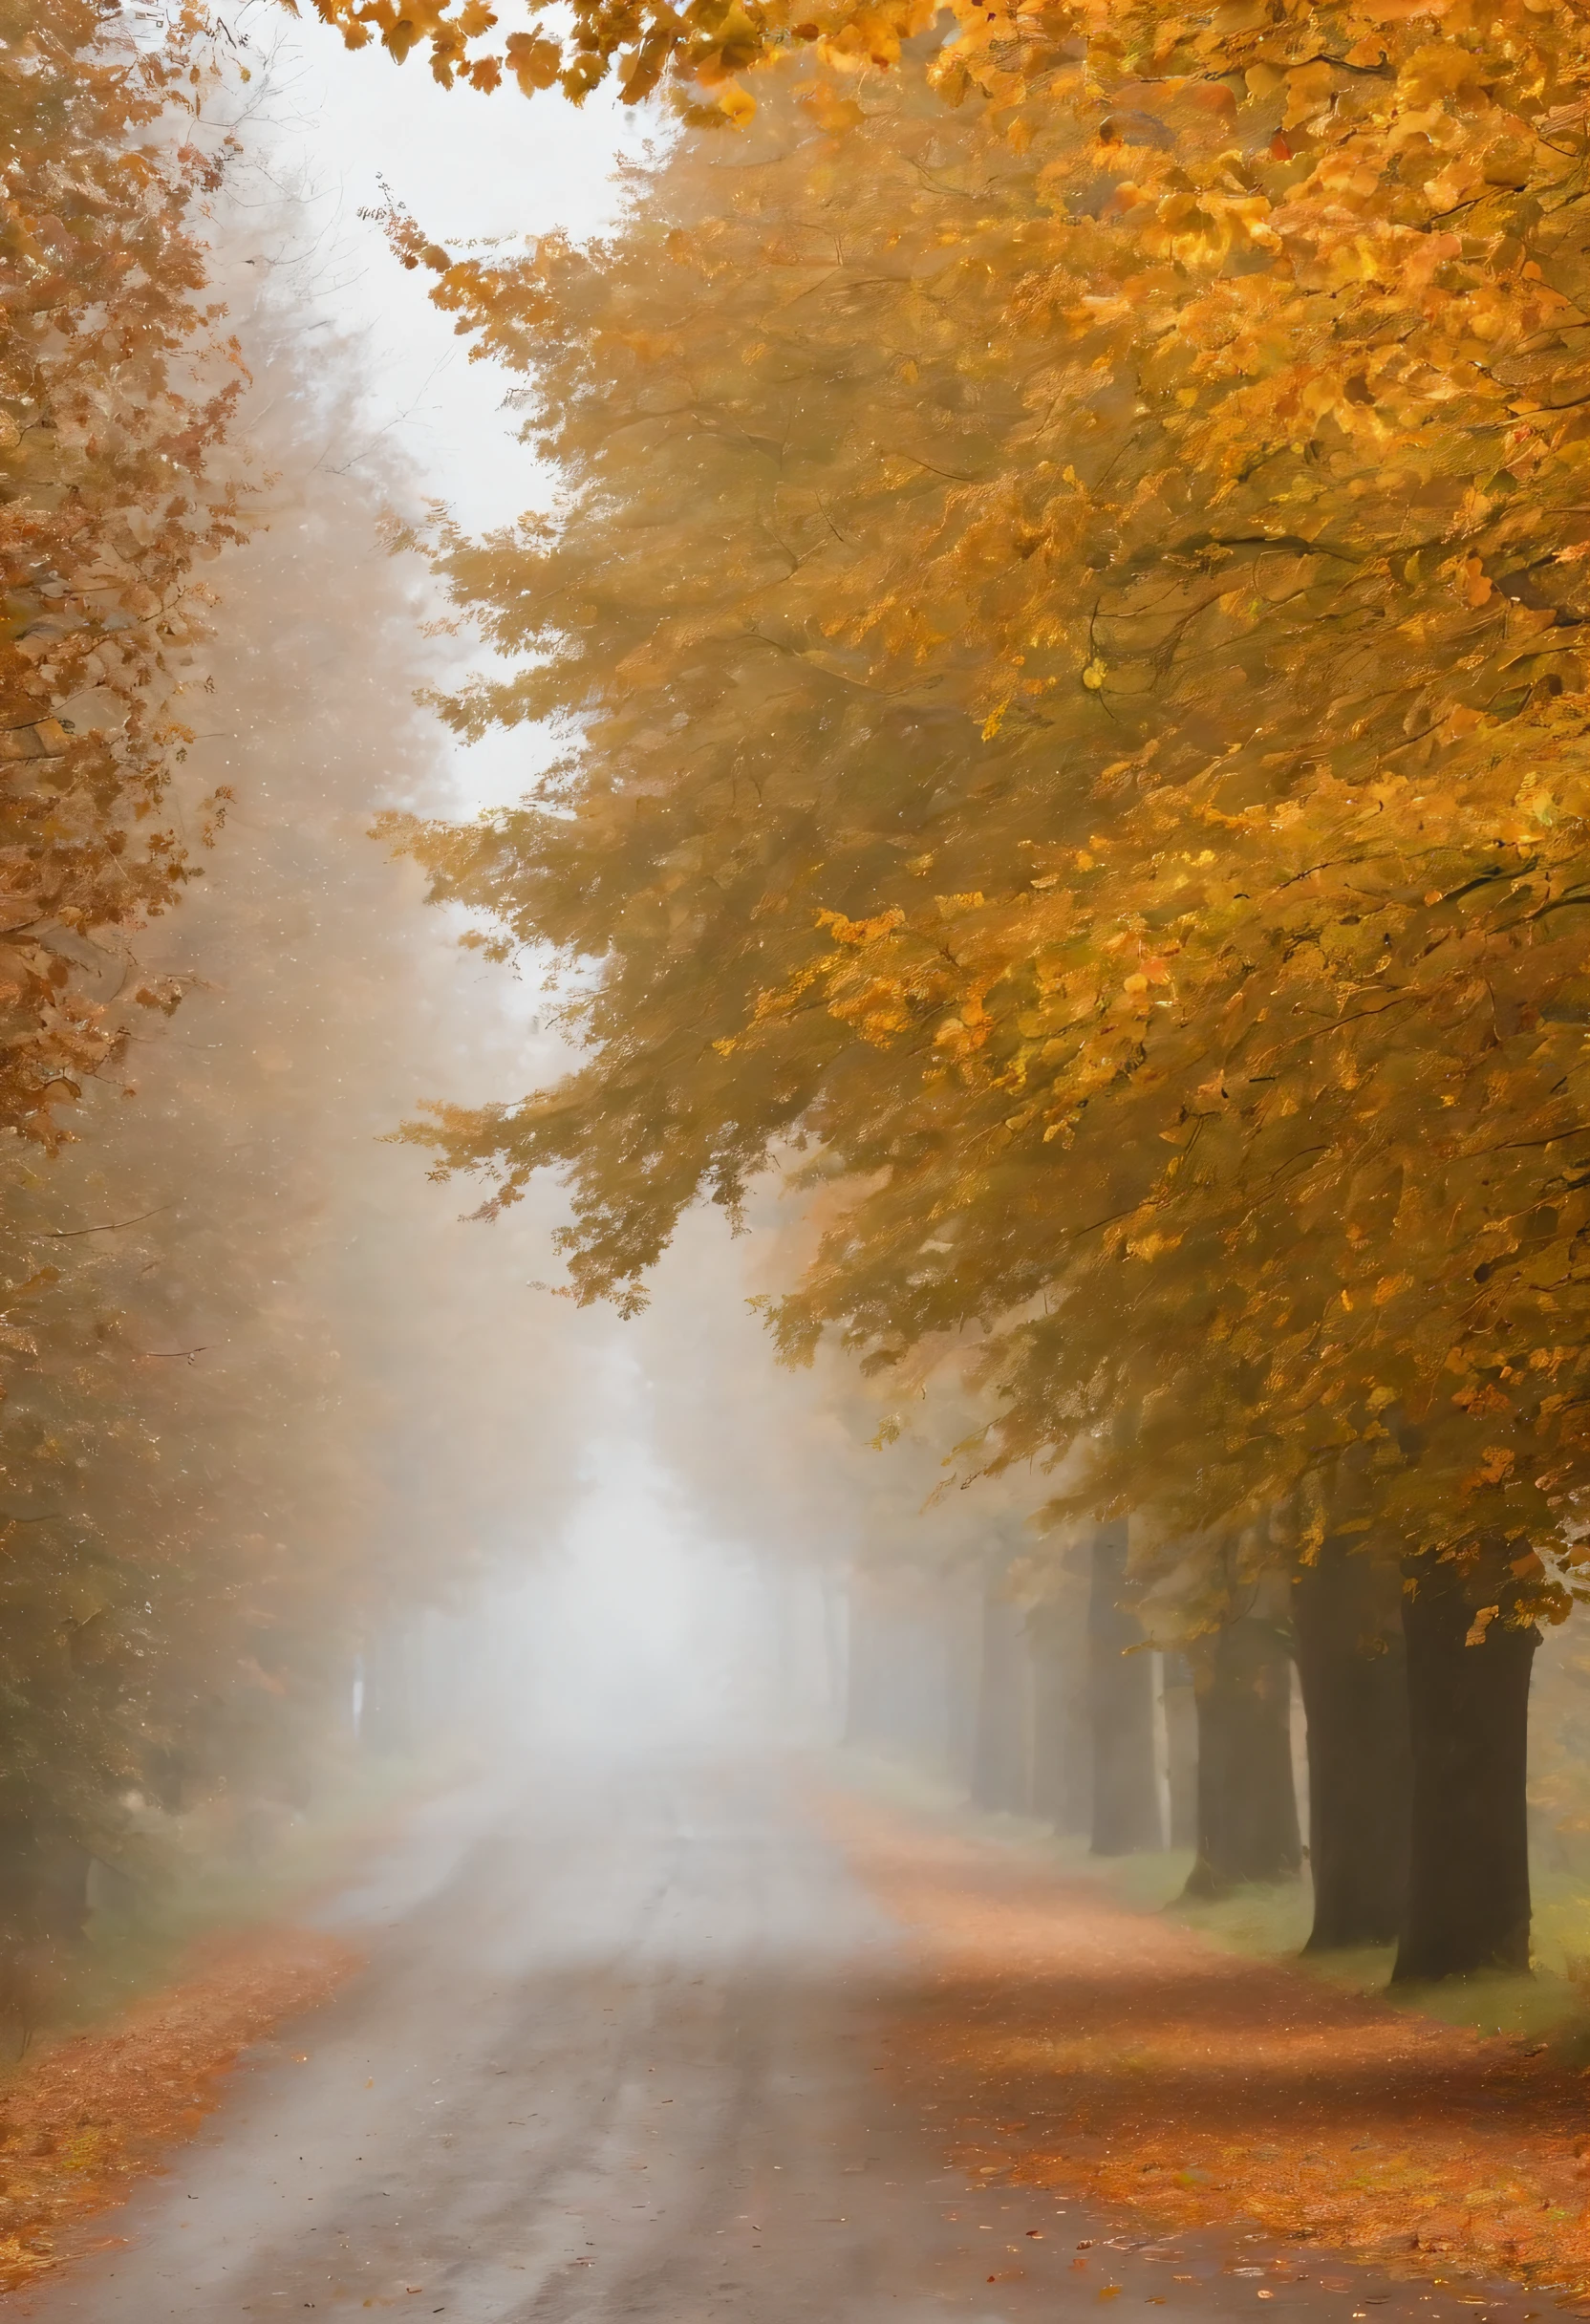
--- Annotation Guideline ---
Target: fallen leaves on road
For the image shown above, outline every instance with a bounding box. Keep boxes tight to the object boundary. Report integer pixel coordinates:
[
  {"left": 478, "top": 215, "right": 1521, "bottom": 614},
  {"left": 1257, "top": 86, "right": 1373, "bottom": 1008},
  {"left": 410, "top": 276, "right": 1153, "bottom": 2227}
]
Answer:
[
  {"left": 0, "top": 1925, "right": 359, "bottom": 2292},
  {"left": 827, "top": 1794, "right": 1590, "bottom": 2300}
]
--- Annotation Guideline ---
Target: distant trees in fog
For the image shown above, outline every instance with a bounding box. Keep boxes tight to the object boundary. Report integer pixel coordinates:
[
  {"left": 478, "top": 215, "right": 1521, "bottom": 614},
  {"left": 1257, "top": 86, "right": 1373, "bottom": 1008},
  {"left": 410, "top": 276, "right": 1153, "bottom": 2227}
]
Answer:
[{"left": 372, "top": 25, "right": 1590, "bottom": 1985}]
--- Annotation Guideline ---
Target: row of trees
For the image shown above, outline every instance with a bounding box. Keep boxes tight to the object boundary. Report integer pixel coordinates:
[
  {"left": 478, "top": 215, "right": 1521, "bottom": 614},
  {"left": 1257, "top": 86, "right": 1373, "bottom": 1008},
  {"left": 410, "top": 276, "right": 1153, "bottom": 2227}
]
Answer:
[
  {"left": 0, "top": 0, "right": 252, "bottom": 1956},
  {"left": 0, "top": 0, "right": 587, "bottom": 2000},
  {"left": 371, "top": 8, "right": 1590, "bottom": 1981}
]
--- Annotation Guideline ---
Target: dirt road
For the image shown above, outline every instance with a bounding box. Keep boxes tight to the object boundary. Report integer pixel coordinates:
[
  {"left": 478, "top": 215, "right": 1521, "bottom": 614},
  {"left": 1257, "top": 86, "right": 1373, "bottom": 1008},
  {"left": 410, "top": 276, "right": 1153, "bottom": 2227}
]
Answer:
[{"left": 9, "top": 1761, "right": 1540, "bottom": 2323}]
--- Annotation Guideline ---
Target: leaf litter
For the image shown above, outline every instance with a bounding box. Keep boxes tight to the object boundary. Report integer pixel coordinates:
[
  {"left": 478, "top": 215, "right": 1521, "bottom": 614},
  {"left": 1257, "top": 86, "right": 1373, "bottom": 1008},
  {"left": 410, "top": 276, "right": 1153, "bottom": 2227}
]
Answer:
[
  {"left": 827, "top": 1794, "right": 1590, "bottom": 2302},
  {"left": 0, "top": 1925, "right": 358, "bottom": 2292}
]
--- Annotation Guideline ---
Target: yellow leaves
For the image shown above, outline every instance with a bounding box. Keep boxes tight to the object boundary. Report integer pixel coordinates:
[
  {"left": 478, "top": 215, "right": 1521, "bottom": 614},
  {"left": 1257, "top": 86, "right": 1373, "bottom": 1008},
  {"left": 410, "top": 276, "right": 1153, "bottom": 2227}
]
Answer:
[
  {"left": 1126, "top": 1229, "right": 1182, "bottom": 1261},
  {"left": 816, "top": 906, "right": 906, "bottom": 946},
  {"left": 1282, "top": 61, "right": 1336, "bottom": 132},
  {"left": 1397, "top": 35, "right": 1488, "bottom": 108},
  {"left": 1452, "top": 557, "right": 1493, "bottom": 610},
  {"left": 1422, "top": 157, "right": 1486, "bottom": 215},
  {"left": 842, "top": 981, "right": 915, "bottom": 1043},
  {"left": 383, "top": 11, "right": 1590, "bottom": 1581},
  {"left": 1467, "top": 1448, "right": 1516, "bottom": 1493},
  {"left": 502, "top": 30, "right": 560, "bottom": 91},
  {"left": 1465, "top": 1603, "right": 1499, "bottom": 1646},
  {"left": 1438, "top": 702, "right": 1483, "bottom": 739},
  {"left": 935, "top": 1012, "right": 988, "bottom": 1059}
]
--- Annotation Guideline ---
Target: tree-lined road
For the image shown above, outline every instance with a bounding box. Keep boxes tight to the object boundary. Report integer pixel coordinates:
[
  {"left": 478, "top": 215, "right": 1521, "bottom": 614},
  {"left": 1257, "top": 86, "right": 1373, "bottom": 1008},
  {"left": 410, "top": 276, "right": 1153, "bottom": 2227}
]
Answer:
[{"left": 10, "top": 1764, "right": 1529, "bottom": 2324}]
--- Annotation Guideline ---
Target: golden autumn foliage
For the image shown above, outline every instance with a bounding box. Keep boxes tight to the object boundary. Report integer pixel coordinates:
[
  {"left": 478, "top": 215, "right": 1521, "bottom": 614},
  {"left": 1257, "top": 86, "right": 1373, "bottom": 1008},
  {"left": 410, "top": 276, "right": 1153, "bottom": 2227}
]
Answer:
[
  {"left": 0, "top": 5, "right": 572, "bottom": 1973},
  {"left": 297, "top": 0, "right": 935, "bottom": 115},
  {"left": 380, "top": 10, "right": 1590, "bottom": 1609},
  {"left": 1, "top": 0, "right": 245, "bottom": 1149},
  {"left": 0, "top": 0, "right": 264, "bottom": 1932}
]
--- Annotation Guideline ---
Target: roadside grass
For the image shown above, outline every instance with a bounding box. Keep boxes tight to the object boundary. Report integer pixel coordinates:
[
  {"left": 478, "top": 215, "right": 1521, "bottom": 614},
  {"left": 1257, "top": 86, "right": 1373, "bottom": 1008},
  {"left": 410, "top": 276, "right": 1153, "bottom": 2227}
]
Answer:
[{"left": 58, "top": 1744, "right": 448, "bottom": 2036}]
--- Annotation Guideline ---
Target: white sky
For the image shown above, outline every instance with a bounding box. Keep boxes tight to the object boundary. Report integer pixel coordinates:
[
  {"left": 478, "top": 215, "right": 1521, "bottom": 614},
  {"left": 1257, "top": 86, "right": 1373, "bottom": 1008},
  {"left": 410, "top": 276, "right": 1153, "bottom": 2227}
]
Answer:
[
  {"left": 224, "top": 0, "right": 653, "bottom": 533},
  {"left": 210, "top": 6, "right": 657, "bottom": 808}
]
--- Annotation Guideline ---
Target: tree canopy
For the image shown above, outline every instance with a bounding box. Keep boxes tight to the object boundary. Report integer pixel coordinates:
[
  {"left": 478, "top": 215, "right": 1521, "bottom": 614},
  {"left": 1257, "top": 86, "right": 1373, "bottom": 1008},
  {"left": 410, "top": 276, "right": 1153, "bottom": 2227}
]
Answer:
[
  {"left": 380, "top": 13, "right": 1590, "bottom": 1613},
  {"left": 0, "top": 0, "right": 576, "bottom": 1962}
]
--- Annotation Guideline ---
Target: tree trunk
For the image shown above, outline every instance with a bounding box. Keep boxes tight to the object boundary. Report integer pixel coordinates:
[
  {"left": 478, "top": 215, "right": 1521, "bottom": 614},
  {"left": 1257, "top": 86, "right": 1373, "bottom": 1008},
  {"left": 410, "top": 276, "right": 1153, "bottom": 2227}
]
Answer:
[
  {"left": 972, "top": 1574, "right": 1030, "bottom": 1813},
  {"left": 944, "top": 1568, "right": 984, "bottom": 1790},
  {"left": 1161, "top": 1650, "right": 1199, "bottom": 1850},
  {"left": 1293, "top": 1540, "right": 1411, "bottom": 1949},
  {"left": 1392, "top": 1553, "right": 1538, "bottom": 1983},
  {"left": 1183, "top": 1608, "right": 1300, "bottom": 1896},
  {"left": 1029, "top": 1594, "right": 1091, "bottom": 1836},
  {"left": 1088, "top": 1521, "right": 1161, "bottom": 1855}
]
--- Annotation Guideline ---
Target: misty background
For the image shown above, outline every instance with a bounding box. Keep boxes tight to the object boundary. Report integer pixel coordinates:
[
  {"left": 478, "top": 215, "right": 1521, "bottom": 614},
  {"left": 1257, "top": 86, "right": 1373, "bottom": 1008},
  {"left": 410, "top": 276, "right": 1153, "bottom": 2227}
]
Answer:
[{"left": 142, "top": 4, "right": 1590, "bottom": 1878}]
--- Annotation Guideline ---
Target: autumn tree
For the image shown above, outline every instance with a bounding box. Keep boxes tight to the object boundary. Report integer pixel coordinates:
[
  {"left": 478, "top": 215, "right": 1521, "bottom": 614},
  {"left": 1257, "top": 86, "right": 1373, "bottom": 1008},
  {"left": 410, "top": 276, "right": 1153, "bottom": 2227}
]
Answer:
[
  {"left": 374, "top": 5, "right": 1590, "bottom": 1974},
  {"left": 0, "top": 0, "right": 250, "bottom": 1948},
  {"left": 54, "top": 251, "right": 603, "bottom": 1874},
  {"left": 377, "top": 57, "right": 1300, "bottom": 1891},
  {"left": 0, "top": 9, "right": 597, "bottom": 1989}
]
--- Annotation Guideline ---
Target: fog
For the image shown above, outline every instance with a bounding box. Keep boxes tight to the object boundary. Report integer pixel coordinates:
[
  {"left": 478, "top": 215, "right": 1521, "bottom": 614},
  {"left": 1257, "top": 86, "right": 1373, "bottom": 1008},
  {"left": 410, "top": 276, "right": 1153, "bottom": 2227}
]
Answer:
[
  {"left": 22, "top": 0, "right": 1590, "bottom": 1989},
  {"left": 14, "top": 9, "right": 1590, "bottom": 2317},
  {"left": 92, "top": 32, "right": 871, "bottom": 1817}
]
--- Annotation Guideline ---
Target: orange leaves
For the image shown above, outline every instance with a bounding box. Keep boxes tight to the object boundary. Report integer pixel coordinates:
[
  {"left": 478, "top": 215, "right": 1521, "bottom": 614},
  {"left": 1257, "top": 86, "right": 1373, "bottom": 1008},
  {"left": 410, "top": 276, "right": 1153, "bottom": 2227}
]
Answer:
[
  {"left": 1453, "top": 1382, "right": 1511, "bottom": 1418},
  {"left": 1464, "top": 1448, "right": 1517, "bottom": 1496},
  {"left": 0, "top": 0, "right": 246, "bottom": 1152},
  {"left": 483, "top": 23, "right": 558, "bottom": 93},
  {"left": 838, "top": 1792, "right": 1590, "bottom": 2303},
  {"left": 1453, "top": 557, "right": 1493, "bottom": 611},
  {"left": 385, "top": 11, "right": 1590, "bottom": 1570},
  {"left": 817, "top": 907, "right": 907, "bottom": 947},
  {"left": 1124, "top": 1228, "right": 1182, "bottom": 1261},
  {"left": 0, "top": 1925, "right": 357, "bottom": 2294}
]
